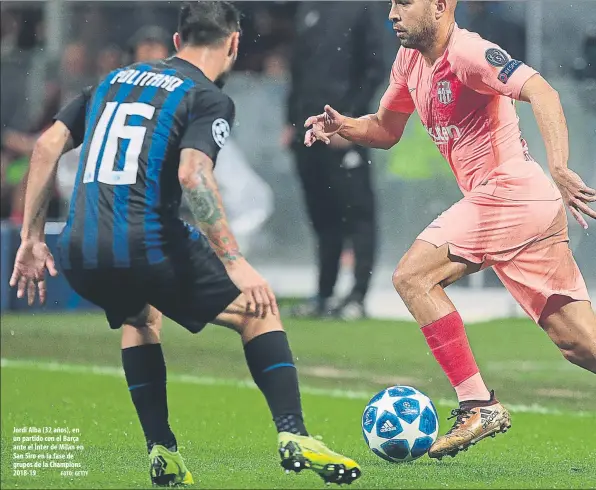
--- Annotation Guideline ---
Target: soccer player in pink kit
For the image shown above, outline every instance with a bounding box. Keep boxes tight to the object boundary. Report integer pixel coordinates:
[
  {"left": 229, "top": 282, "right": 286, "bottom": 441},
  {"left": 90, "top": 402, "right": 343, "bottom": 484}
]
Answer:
[{"left": 304, "top": 0, "right": 596, "bottom": 459}]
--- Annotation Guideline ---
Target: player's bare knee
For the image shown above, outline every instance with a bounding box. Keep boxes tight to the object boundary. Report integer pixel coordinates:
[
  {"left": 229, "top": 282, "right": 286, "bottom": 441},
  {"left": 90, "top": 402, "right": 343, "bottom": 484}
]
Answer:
[
  {"left": 217, "top": 295, "right": 251, "bottom": 334},
  {"left": 223, "top": 313, "right": 251, "bottom": 335},
  {"left": 244, "top": 315, "right": 284, "bottom": 340},
  {"left": 124, "top": 306, "right": 162, "bottom": 333},
  {"left": 575, "top": 339, "right": 596, "bottom": 372},
  {"left": 560, "top": 346, "right": 580, "bottom": 366},
  {"left": 559, "top": 340, "right": 596, "bottom": 373},
  {"left": 562, "top": 349, "right": 596, "bottom": 373},
  {"left": 392, "top": 263, "right": 427, "bottom": 300},
  {"left": 221, "top": 313, "right": 284, "bottom": 342},
  {"left": 214, "top": 294, "right": 283, "bottom": 337}
]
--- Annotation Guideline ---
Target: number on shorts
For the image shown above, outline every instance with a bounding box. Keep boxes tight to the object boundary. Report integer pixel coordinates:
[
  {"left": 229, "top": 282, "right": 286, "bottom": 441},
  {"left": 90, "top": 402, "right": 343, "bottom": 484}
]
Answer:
[{"left": 83, "top": 102, "right": 155, "bottom": 185}]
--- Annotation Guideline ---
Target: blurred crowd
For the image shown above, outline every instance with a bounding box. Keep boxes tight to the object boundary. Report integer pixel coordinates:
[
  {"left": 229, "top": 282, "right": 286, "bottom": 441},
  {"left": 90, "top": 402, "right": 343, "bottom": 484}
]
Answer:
[
  {"left": 0, "top": 1, "right": 297, "bottom": 222},
  {"left": 1, "top": 1, "right": 595, "bottom": 223}
]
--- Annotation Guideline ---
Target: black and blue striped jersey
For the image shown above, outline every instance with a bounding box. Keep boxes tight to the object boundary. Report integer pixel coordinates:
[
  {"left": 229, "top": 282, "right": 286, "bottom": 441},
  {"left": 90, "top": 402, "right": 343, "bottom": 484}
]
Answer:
[{"left": 55, "top": 57, "right": 235, "bottom": 270}]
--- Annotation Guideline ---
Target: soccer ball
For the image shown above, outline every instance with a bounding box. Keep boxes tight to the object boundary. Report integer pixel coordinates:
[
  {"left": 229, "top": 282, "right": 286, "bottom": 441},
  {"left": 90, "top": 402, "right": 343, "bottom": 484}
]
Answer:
[{"left": 361, "top": 385, "right": 439, "bottom": 463}]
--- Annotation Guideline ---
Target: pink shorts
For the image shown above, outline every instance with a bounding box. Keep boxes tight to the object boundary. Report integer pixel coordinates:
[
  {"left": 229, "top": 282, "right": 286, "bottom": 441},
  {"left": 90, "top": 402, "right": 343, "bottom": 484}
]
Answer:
[{"left": 417, "top": 191, "right": 591, "bottom": 323}]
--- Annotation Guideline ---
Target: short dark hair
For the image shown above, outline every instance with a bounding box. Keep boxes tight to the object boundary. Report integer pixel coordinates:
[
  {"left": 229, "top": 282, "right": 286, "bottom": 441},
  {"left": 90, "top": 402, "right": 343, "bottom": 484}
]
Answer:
[{"left": 178, "top": 1, "right": 241, "bottom": 47}]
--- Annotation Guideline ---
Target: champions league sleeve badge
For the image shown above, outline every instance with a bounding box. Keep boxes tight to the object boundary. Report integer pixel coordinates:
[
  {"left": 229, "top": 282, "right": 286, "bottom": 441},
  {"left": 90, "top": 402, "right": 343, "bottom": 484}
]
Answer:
[{"left": 485, "top": 48, "right": 509, "bottom": 67}]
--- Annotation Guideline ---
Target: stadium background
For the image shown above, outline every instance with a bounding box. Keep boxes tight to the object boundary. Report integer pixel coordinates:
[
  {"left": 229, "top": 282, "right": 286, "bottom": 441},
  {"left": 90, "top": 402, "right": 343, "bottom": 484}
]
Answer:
[{"left": 1, "top": 0, "right": 595, "bottom": 318}]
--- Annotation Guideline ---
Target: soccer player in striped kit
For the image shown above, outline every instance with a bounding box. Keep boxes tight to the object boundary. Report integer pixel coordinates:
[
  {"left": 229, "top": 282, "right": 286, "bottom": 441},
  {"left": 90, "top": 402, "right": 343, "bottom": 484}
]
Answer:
[{"left": 10, "top": 2, "right": 360, "bottom": 486}]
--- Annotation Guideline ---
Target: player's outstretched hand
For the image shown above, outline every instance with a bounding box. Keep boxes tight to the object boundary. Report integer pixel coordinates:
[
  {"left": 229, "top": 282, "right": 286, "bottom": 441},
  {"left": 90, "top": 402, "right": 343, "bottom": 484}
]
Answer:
[
  {"left": 304, "top": 105, "right": 346, "bottom": 147},
  {"left": 553, "top": 168, "right": 596, "bottom": 229},
  {"left": 9, "top": 240, "right": 58, "bottom": 306},
  {"left": 226, "top": 259, "right": 279, "bottom": 319}
]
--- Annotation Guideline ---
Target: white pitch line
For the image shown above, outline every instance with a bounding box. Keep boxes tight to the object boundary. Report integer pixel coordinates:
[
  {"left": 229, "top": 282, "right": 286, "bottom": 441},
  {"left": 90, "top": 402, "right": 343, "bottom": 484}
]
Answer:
[
  {"left": 1, "top": 358, "right": 594, "bottom": 418},
  {"left": 486, "top": 360, "right": 578, "bottom": 373}
]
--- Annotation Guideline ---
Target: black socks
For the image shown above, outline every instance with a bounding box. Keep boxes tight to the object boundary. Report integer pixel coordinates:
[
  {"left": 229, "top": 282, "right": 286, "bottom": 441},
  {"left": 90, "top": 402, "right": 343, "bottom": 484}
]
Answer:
[
  {"left": 123, "top": 333, "right": 308, "bottom": 450},
  {"left": 243, "top": 331, "right": 308, "bottom": 436},
  {"left": 121, "top": 344, "right": 177, "bottom": 453}
]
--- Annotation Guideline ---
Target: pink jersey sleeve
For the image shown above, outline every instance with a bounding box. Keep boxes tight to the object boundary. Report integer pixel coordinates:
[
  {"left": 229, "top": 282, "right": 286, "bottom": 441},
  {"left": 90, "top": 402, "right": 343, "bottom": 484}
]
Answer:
[
  {"left": 380, "top": 49, "right": 416, "bottom": 114},
  {"left": 448, "top": 34, "right": 538, "bottom": 100}
]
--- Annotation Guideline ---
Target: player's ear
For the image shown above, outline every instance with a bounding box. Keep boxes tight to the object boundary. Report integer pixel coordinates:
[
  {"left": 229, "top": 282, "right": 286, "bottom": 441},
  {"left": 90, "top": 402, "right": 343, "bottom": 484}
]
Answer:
[
  {"left": 173, "top": 32, "right": 182, "bottom": 52},
  {"left": 228, "top": 32, "right": 240, "bottom": 59},
  {"left": 435, "top": 0, "right": 448, "bottom": 19}
]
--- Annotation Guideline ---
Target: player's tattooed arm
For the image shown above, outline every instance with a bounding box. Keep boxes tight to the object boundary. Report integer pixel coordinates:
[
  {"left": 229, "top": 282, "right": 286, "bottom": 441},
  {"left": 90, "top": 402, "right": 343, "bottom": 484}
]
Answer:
[
  {"left": 21, "top": 121, "right": 74, "bottom": 241},
  {"left": 179, "top": 148, "right": 243, "bottom": 266}
]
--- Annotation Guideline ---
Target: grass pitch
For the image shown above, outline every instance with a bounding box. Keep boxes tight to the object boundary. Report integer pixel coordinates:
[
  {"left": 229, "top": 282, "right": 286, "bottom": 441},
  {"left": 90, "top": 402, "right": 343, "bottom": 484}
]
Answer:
[{"left": 1, "top": 313, "right": 595, "bottom": 489}]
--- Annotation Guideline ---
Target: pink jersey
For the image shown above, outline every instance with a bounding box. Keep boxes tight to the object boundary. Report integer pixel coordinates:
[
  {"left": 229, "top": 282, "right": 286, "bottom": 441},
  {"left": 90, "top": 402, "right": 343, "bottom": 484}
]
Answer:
[{"left": 381, "top": 24, "right": 560, "bottom": 200}]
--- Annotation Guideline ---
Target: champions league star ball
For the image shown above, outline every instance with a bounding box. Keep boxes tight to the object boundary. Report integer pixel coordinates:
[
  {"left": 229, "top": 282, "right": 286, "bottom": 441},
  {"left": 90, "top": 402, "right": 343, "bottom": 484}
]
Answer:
[{"left": 362, "top": 386, "right": 439, "bottom": 463}]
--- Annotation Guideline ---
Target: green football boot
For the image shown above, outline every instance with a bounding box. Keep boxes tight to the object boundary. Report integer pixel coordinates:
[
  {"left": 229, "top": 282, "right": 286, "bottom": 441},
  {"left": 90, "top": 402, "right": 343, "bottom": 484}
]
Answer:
[
  {"left": 149, "top": 444, "right": 194, "bottom": 487},
  {"left": 278, "top": 432, "right": 361, "bottom": 485}
]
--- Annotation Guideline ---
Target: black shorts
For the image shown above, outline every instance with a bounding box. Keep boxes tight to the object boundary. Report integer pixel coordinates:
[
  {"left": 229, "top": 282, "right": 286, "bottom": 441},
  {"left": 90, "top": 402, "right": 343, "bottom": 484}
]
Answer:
[{"left": 62, "top": 234, "right": 241, "bottom": 333}]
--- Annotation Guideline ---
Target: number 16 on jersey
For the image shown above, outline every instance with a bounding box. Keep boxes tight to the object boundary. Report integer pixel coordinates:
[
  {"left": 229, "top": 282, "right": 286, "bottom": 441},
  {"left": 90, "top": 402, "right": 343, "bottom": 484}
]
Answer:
[{"left": 83, "top": 102, "right": 155, "bottom": 186}]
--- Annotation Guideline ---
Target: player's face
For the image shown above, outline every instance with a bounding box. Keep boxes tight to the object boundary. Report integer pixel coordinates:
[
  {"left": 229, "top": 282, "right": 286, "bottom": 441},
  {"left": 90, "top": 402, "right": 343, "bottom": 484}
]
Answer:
[{"left": 389, "top": 0, "right": 437, "bottom": 51}]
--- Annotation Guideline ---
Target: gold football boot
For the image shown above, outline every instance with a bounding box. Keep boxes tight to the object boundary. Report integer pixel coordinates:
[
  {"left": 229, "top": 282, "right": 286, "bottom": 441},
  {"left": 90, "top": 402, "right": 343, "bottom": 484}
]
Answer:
[{"left": 429, "top": 391, "right": 511, "bottom": 459}]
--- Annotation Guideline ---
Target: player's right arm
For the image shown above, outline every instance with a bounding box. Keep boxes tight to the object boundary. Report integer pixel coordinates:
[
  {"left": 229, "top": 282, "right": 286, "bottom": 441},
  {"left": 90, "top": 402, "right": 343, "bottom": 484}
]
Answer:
[
  {"left": 304, "top": 49, "right": 414, "bottom": 149},
  {"left": 10, "top": 88, "right": 90, "bottom": 305},
  {"left": 304, "top": 106, "right": 410, "bottom": 150},
  {"left": 179, "top": 91, "right": 277, "bottom": 318}
]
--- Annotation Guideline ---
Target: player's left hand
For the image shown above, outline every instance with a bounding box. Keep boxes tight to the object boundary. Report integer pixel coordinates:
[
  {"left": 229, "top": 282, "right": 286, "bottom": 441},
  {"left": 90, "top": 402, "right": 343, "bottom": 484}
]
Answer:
[
  {"left": 9, "top": 240, "right": 58, "bottom": 305},
  {"left": 553, "top": 168, "right": 596, "bottom": 229},
  {"left": 226, "top": 258, "right": 279, "bottom": 319},
  {"left": 304, "top": 105, "right": 346, "bottom": 147}
]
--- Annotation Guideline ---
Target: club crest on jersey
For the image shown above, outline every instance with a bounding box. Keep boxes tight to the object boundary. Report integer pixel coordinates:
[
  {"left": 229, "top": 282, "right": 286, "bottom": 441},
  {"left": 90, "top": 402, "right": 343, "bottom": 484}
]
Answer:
[
  {"left": 212, "top": 118, "right": 230, "bottom": 148},
  {"left": 437, "top": 80, "right": 453, "bottom": 105}
]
